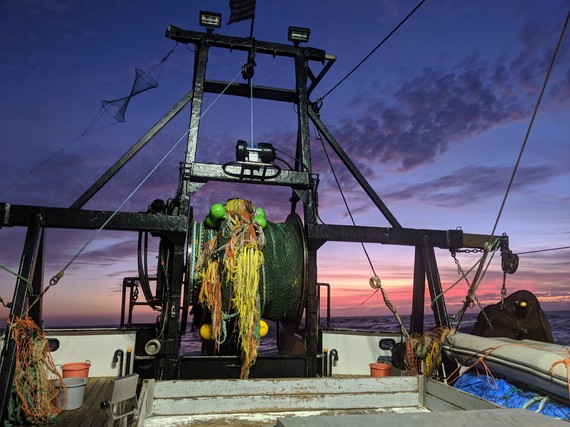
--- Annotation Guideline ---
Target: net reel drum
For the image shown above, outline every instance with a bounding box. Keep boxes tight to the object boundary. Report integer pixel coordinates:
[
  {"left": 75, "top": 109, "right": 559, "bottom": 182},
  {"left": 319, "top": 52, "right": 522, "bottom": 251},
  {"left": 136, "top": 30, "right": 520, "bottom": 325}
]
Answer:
[{"left": 188, "top": 210, "right": 307, "bottom": 352}]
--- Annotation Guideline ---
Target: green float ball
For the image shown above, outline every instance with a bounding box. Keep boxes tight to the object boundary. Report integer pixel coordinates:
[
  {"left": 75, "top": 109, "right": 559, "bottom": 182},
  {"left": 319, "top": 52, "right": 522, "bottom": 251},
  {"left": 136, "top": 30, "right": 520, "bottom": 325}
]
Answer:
[
  {"left": 204, "top": 215, "right": 216, "bottom": 228},
  {"left": 210, "top": 203, "right": 226, "bottom": 219},
  {"left": 254, "top": 216, "right": 267, "bottom": 229},
  {"left": 254, "top": 207, "right": 266, "bottom": 218}
]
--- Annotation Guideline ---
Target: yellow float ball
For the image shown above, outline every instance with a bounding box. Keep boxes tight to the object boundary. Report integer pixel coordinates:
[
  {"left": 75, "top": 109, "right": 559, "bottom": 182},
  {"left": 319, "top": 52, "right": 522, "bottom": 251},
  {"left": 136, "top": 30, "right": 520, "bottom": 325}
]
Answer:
[
  {"left": 199, "top": 324, "right": 213, "bottom": 340},
  {"left": 259, "top": 319, "right": 269, "bottom": 338}
]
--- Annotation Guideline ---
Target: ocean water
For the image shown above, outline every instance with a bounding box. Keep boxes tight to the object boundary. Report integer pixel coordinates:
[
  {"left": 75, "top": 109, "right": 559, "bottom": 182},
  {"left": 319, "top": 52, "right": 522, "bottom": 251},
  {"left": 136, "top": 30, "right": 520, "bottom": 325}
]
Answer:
[{"left": 180, "top": 310, "right": 570, "bottom": 356}]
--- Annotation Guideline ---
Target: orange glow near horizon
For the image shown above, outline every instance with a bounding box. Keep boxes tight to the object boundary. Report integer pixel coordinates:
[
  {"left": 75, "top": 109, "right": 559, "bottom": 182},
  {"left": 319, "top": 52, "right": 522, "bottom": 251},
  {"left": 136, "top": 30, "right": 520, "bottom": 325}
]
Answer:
[{"left": 1, "top": 239, "right": 568, "bottom": 329}]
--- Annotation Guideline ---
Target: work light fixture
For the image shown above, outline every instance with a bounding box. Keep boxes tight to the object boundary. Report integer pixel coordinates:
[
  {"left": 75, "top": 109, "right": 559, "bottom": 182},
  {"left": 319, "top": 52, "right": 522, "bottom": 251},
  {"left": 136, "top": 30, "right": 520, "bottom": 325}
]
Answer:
[
  {"left": 199, "top": 11, "right": 222, "bottom": 32},
  {"left": 288, "top": 26, "right": 311, "bottom": 45}
]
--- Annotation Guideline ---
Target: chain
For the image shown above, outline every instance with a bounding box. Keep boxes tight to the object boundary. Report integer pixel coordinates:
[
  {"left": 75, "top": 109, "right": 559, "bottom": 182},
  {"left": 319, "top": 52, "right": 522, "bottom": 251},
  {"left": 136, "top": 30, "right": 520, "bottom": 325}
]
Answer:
[
  {"left": 454, "top": 248, "right": 485, "bottom": 254},
  {"left": 479, "top": 304, "right": 497, "bottom": 334},
  {"left": 451, "top": 251, "right": 475, "bottom": 308},
  {"left": 450, "top": 249, "right": 495, "bottom": 333},
  {"left": 500, "top": 272, "right": 507, "bottom": 308},
  {"left": 133, "top": 283, "right": 139, "bottom": 302}
]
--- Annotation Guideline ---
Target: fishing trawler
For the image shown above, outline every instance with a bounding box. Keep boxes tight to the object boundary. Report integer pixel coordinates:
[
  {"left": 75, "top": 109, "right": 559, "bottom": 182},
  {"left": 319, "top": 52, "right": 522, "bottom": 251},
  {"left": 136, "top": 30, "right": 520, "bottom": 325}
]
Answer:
[{"left": 1, "top": 4, "right": 569, "bottom": 427}]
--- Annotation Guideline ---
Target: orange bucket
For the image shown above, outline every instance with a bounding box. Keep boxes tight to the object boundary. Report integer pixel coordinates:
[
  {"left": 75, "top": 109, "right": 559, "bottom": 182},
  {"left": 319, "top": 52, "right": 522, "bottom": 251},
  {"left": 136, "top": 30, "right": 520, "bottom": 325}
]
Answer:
[
  {"left": 369, "top": 362, "right": 391, "bottom": 377},
  {"left": 61, "top": 360, "right": 91, "bottom": 378}
]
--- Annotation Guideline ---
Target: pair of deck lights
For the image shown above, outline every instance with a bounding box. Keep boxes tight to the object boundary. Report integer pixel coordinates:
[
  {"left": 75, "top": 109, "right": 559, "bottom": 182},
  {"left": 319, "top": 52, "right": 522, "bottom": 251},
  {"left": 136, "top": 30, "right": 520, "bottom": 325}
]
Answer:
[{"left": 199, "top": 11, "right": 311, "bottom": 44}]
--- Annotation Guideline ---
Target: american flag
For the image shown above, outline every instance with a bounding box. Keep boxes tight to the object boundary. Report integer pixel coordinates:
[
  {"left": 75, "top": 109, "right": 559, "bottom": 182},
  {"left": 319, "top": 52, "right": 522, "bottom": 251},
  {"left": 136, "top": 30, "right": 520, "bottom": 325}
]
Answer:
[{"left": 228, "top": 0, "right": 256, "bottom": 24}]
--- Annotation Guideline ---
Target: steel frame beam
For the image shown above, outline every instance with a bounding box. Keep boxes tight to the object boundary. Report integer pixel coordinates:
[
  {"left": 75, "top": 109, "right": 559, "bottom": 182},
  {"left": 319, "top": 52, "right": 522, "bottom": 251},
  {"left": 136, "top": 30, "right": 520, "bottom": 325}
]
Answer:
[
  {"left": 70, "top": 90, "right": 194, "bottom": 209},
  {"left": 0, "top": 216, "right": 44, "bottom": 422},
  {"left": 0, "top": 203, "right": 187, "bottom": 233}
]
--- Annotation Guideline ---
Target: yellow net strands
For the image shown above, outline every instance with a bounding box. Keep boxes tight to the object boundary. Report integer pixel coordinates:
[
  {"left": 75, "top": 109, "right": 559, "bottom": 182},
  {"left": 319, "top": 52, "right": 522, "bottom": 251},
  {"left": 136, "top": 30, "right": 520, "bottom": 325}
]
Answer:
[
  {"left": 404, "top": 327, "right": 456, "bottom": 378},
  {"left": 369, "top": 275, "right": 457, "bottom": 379},
  {"left": 7, "top": 316, "right": 65, "bottom": 424},
  {"left": 196, "top": 236, "right": 223, "bottom": 345},
  {"left": 195, "top": 198, "right": 266, "bottom": 378}
]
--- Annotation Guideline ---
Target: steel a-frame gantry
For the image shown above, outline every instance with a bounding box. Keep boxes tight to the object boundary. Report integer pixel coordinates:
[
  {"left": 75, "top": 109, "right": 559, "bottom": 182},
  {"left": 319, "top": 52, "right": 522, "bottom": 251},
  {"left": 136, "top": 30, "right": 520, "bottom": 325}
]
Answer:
[
  {"left": 163, "top": 25, "right": 508, "bottom": 376},
  {"left": 0, "top": 27, "right": 509, "bottom": 418}
]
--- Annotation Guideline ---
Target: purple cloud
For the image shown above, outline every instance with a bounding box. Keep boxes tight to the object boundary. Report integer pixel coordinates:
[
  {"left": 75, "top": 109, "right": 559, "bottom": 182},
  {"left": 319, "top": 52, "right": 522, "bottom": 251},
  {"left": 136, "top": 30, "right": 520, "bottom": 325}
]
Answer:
[
  {"left": 328, "top": 56, "right": 533, "bottom": 171},
  {"left": 383, "top": 165, "right": 560, "bottom": 207}
]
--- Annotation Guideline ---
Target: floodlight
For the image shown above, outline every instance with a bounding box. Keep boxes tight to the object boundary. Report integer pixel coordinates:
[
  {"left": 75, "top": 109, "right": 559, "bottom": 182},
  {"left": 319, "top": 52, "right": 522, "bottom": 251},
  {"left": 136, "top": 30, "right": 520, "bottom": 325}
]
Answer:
[
  {"left": 288, "top": 26, "right": 311, "bottom": 45},
  {"left": 199, "top": 11, "right": 222, "bottom": 32}
]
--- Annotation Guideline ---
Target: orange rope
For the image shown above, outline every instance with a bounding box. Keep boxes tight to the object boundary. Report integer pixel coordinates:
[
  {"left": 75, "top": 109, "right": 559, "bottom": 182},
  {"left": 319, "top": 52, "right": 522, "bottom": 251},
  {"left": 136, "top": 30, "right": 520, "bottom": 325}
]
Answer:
[
  {"left": 405, "top": 336, "right": 420, "bottom": 376},
  {"left": 449, "top": 346, "right": 500, "bottom": 389},
  {"left": 549, "top": 348, "right": 570, "bottom": 398},
  {"left": 7, "top": 316, "right": 65, "bottom": 423},
  {"left": 449, "top": 341, "right": 570, "bottom": 394}
]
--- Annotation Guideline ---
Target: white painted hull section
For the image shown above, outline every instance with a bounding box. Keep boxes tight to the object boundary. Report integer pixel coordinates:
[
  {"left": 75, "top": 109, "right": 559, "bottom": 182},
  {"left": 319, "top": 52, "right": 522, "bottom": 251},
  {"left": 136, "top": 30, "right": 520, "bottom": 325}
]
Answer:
[
  {"left": 46, "top": 329, "right": 136, "bottom": 377},
  {"left": 321, "top": 330, "right": 401, "bottom": 375}
]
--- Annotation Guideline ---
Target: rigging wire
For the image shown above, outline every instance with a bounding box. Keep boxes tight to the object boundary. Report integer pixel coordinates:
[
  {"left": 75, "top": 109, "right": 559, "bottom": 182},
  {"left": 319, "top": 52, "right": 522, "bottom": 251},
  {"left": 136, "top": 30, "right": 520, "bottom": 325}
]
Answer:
[
  {"left": 455, "top": 241, "right": 499, "bottom": 330},
  {"left": 319, "top": 0, "right": 428, "bottom": 101},
  {"left": 314, "top": 125, "right": 411, "bottom": 333},
  {"left": 0, "top": 114, "right": 117, "bottom": 196},
  {"left": 313, "top": 123, "right": 380, "bottom": 318},
  {"left": 145, "top": 43, "right": 178, "bottom": 82},
  {"left": 25, "top": 65, "right": 247, "bottom": 313},
  {"left": 450, "top": 11, "right": 569, "bottom": 322},
  {"left": 488, "top": 10, "right": 569, "bottom": 240},
  {"left": 250, "top": 78, "right": 254, "bottom": 146},
  {"left": 274, "top": 147, "right": 308, "bottom": 172},
  {"left": 0, "top": 45, "right": 179, "bottom": 196},
  {"left": 0, "top": 265, "right": 31, "bottom": 287},
  {"left": 432, "top": 252, "right": 483, "bottom": 309},
  {"left": 244, "top": 49, "right": 256, "bottom": 147},
  {"left": 517, "top": 245, "right": 570, "bottom": 255},
  {"left": 316, "top": 132, "right": 378, "bottom": 277}
]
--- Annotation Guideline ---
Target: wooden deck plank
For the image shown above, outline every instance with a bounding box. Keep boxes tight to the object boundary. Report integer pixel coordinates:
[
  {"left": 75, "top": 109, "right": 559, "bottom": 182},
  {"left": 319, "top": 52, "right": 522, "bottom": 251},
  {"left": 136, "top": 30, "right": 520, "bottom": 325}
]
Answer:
[
  {"left": 78, "top": 377, "right": 112, "bottom": 427},
  {"left": 80, "top": 377, "right": 114, "bottom": 427},
  {"left": 40, "top": 377, "right": 114, "bottom": 427}
]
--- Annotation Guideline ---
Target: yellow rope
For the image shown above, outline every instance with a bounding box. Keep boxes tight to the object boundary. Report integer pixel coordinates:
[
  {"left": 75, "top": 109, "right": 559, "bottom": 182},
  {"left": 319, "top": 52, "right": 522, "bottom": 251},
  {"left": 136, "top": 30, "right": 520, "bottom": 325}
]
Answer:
[
  {"left": 196, "top": 236, "right": 223, "bottom": 349},
  {"left": 405, "top": 327, "right": 455, "bottom": 378},
  {"left": 233, "top": 243, "right": 264, "bottom": 378},
  {"left": 196, "top": 199, "right": 266, "bottom": 378}
]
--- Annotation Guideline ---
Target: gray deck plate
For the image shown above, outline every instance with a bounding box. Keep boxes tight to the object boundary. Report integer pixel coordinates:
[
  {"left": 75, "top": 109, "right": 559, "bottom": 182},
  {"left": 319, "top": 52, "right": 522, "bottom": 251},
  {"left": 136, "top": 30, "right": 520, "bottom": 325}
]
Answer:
[{"left": 276, "top": 408, "right": 567, "bottom": 426}]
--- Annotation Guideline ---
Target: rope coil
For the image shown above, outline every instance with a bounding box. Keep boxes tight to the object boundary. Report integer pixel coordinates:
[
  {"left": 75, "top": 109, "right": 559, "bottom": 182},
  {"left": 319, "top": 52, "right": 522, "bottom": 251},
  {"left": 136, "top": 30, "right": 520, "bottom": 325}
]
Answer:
[{"left": 7, "top": 317, "right": 65, "bottom": 424}]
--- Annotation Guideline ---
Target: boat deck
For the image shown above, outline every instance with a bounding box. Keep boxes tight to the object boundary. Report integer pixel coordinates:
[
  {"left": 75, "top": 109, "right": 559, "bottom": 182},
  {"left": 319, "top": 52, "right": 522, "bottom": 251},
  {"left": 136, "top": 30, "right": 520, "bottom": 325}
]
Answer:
[
  {"left": 57, "top": 375, "right": 566, "bottom": 427},
  {"left": 41, "top": 377, "right": 126, "bottom": 427}
]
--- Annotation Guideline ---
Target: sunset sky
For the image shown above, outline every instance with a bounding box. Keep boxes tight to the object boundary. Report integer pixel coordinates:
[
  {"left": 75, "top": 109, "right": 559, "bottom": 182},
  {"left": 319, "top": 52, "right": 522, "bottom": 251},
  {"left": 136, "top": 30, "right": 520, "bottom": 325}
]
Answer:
[{"left": 1, "top": 0, "right": 569, "bottom": 328}]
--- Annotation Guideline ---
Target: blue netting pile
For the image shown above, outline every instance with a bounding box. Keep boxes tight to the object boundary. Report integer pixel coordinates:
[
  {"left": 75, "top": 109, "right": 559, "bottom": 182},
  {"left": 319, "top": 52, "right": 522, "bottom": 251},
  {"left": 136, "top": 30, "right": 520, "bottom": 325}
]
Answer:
[{"left": 454, "top": 372, "right": 570, "bottom": 421}]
